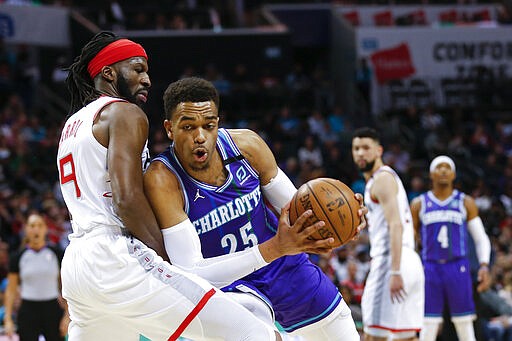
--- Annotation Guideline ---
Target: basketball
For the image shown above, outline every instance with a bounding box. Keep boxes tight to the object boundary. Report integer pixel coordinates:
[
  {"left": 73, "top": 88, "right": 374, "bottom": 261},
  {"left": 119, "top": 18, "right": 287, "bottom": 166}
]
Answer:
[{"left": 289, "top": 178, "right": 361, "bottom": 248}]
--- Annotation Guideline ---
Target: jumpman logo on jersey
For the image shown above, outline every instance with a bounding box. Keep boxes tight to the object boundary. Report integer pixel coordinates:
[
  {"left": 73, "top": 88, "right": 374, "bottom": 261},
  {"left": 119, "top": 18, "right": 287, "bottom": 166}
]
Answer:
[{"left": 194, "top": 189, "right": 205, "bottom": 202}]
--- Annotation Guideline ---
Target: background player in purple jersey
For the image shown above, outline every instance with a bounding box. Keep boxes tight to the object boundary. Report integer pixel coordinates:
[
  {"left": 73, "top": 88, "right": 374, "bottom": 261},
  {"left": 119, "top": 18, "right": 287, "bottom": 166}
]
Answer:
[
  {"left": 143, "top": 77, "right": 368, "bottom": 340},
  {"left": 410, "top": 155, "right": 492, "bottom": 341}
]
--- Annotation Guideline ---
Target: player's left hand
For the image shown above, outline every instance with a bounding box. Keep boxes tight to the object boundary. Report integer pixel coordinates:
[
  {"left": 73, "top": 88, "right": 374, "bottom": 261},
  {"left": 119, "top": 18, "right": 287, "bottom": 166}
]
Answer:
[
  {"left": 352, "top": 193, "right": 368, "bottom": 241},
  {"left": 476, "top": 265, "right": 491, "bottom": 292},
  {"left": 389, "top": 273, "right": 407, "bottom": 304}
]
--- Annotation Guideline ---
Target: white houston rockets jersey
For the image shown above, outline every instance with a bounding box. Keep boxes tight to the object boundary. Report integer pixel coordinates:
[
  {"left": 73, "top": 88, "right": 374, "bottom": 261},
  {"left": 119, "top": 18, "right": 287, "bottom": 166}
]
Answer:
[
  {"left": 364, "top": 165, "right": 415, "bottom": 258},
  {"left": 57, "top": 96, "right": 150, "bottom": 236}
]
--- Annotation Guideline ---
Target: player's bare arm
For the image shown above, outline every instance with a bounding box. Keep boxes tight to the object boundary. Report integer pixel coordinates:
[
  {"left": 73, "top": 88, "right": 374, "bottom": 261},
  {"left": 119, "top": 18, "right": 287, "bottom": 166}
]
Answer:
[
  {"left": 410, "top": 197, "right": 422, "bottom": 250},
  {"left": 464, "top": 194, "right": 479, "bottom": 221},
  {"left": 144, "top": 160, "right": 188, "bottom": 229},
  {"left": 95, "top": 102, "right": 168, "bottom": 260},
  {"left": 372, "top": 171, "right": 406, "bottom": 303}
]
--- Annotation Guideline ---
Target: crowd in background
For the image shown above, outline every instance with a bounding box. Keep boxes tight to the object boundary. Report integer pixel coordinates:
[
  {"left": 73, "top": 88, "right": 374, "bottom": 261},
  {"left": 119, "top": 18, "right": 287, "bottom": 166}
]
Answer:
[{"left": 0, "top": 0, "right": 511, "bottom": 339}]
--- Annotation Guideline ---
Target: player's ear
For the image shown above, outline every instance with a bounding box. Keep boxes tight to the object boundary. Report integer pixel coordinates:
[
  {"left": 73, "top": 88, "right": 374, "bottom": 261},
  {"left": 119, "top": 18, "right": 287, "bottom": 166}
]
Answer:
[
  {"left": 101, "top": 66, "right": 115, "bottom": 82},
  {"left": 377, "top": 144, "right": 384, "bottom": 157},
  {"left": 163, "top": 119, "right": 173, "bottom": 140}
]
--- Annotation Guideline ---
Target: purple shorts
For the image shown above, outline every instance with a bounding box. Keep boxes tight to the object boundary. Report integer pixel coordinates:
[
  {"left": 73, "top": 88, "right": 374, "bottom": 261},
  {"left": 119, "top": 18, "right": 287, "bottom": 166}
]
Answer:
[{"left": 424, "top": 258, "right": 475, "bottom": 318}]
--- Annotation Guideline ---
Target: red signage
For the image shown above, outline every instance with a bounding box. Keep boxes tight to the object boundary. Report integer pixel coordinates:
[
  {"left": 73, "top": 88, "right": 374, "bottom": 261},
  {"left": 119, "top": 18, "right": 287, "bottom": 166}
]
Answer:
[{"left": 370, "top": 43, "right": 416, "bottom": 83}]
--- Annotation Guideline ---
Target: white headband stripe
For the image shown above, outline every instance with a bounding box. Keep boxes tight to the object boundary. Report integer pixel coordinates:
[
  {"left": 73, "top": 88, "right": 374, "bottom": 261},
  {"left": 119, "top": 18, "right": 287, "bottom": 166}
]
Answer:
[{"left": 429, "top": 155, "right": 456, "bottom": 173}]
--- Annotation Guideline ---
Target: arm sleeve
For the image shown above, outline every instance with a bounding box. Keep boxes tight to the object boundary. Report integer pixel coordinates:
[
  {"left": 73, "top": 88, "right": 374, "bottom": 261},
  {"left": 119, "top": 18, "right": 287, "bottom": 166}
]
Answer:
[
  {"left": 261, "top": 168, "right": 297, "bottom": 212},
  {"left": 163, "top": 219, "right": 269, "bottom": 288},
  {"left": 467, "top": 216, "right": 491, "bottom": 265}
]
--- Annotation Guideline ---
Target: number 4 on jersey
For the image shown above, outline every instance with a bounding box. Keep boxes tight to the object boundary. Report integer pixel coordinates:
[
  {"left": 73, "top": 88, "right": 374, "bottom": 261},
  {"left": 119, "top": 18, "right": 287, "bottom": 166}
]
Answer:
[
  {"left": 59, "top": 153, "right": 81, "bottom": 198},
  {"left": 437, "top": 225, "right": 449, "bottom": 249}
]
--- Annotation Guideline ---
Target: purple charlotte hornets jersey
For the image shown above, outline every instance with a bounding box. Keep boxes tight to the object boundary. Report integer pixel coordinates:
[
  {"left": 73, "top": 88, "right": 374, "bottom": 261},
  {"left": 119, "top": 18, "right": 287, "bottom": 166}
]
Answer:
[
  {"left": 419, "top": 190, "right": 468, "bottom": 262},
  {"left": 419, "top": 190, "right": 475, "bottom": 318},
  {"left": 154, "top": 128, "right": 342, "bottom": 332}
]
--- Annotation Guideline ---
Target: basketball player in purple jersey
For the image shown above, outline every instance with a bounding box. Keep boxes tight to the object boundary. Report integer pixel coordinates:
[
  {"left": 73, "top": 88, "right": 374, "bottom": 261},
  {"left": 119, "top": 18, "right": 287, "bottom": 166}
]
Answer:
[
  {"left": 410, "top": 156, "right": 491, "bottom": 341},
  {"left": 144, "top": 77, "right": 367, "bottom": 340}
]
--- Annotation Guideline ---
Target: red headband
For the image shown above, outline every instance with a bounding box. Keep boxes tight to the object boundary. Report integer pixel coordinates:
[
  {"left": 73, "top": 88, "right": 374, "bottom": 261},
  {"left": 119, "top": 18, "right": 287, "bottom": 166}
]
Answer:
[{"left": 87, "top": 38, "right": 148, "bottom": 79}]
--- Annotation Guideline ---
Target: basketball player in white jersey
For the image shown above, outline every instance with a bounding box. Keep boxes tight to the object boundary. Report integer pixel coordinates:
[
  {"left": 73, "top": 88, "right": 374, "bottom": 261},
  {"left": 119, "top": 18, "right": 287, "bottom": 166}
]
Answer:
[
  {"left": 57, "top": 31, "right": 295, "bottom": 341},
  {"left": 351, "top": 127, "right": 424, "bottom": 341}
]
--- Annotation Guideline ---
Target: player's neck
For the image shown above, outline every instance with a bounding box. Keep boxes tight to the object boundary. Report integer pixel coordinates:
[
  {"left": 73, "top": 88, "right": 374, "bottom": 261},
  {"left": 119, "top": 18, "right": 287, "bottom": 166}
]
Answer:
[
  {"left": 188, "top": 151, "right": 227, "bottom": 186},
  {"left": 364, "top": 159, "right": 383, "bottom": 181},
  {"left": 432, "top": 184, "right": 453, "bottom": 200}
]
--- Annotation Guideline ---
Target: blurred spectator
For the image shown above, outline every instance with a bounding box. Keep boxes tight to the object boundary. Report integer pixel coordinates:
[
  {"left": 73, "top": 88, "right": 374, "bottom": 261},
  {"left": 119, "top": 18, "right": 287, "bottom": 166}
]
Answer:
[
  {"left": 479, "top": 285, "right": 512, "bottom": 341},
  {"left": 501, "top": 183, "right": 512, "bottom": 217},
  {"left": 283, "top": 156, "right": 300, "bottom": 186},
  {"left": 355, "top": 57, "right": 372, "bottom": 109},
  {"left": 354, "top": 243, "right": 370, "bottom": 283},
  {"left": 330, "top": 247, "right": 350, "bottom": 282},
  {"left": 316, "top": 253, "right": 338, "bottom": 283},
  {"left": 382, "top": 142, "right": 410, "bottom": 176},
  {"left": 327, "top": 105, "right": 345, "bottom": 135},
  {"left": 275, "top": 105, "right": 300, "bottom": 140},
  {"left": 312, "top": 65, "right": 333, "bottom": 112},
  {"left": 407, "top": 175, "right": 425, "bottom": 202},
  {"left": 98, "top": 0, "right": 125, "bottom": 30},
  {"left": 170, "top": 14, "right": 188, "bottom": 30},
  {"left": 307, "top": 109, "right": 327, "bottom": 137},
  {"left": 340, "top": 260, "right": 364, "bottom": 304},
  {"left": 154, "top": 13, "right": 169, "bottom": 30},
  {"left": 297, "top": 135, "right": 323, "bottom": 168}
]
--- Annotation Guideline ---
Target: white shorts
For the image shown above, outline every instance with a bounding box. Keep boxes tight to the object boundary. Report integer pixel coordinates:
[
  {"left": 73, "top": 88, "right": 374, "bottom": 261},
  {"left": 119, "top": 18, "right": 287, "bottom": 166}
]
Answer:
[
  {"left": 61, "top": 226, "right": 276, "bottom": 341},
  {"left": 290, "top": 298, "right": 360, "bottom": 341},
  {"left": 362, "top": 247, "right": 424, "bottom": 337}
]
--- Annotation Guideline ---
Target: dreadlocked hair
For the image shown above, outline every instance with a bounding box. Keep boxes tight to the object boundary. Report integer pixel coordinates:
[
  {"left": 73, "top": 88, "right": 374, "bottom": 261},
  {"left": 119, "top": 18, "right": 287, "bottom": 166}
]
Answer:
[{"left": 65, "top": 31, "right": 121, "bottom": 115}]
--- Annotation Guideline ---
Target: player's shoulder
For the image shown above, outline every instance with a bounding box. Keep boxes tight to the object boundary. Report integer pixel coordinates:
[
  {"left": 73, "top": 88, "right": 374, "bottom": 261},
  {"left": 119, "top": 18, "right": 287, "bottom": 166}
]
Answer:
[
  {"left": 226, "top": 129, "right": 265, "bottom": 151},
  {"left": 144, "top": 157, "right": 180, "bottom": 188},
  {"left": 102, "top": 100, "right": 148, "bottom": 122},
  {"left": 225, "top": 128, "right": 259, "bottom": 140},
  {"left": 410, "top": 195, "right": 423, "bottom": 208},
  {"left": 462, "top": 192, "right": 476, "bottom": 206},
  {"left": 372, "top": 167, "right": 397, "bottom": 186}
]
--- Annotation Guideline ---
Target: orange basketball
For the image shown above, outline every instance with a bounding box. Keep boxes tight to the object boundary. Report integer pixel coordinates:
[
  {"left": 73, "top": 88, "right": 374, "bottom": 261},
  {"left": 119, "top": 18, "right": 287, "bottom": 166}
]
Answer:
[{"left": 289, "top": 178, "right": 360, "bottom": 248}]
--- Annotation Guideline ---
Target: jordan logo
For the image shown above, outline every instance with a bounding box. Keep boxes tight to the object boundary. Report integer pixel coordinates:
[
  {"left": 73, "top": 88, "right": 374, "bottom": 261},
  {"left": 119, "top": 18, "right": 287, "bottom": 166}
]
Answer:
[{"left": 194, "top": 189, "right": 205, "bottom": 202}]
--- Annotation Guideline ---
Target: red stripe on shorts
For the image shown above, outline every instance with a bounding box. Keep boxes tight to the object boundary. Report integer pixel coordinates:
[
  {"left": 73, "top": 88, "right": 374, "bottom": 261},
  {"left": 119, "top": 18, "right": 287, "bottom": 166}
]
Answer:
[
  {"left": 167, "top": 288, "right": 217, "bottom": 341},
  {"left": 368, "top": 324, "right": 421, "bottom": 333}
]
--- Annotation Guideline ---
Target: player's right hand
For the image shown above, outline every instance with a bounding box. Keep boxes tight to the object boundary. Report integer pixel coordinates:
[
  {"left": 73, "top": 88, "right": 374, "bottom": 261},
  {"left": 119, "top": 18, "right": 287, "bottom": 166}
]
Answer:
[{"left": 276, "top": 202, "right": 336, "bottom": 255}]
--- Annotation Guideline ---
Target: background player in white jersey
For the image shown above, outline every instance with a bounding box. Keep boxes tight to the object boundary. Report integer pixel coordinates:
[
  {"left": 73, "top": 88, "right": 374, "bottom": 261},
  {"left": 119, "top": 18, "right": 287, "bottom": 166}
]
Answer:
[
  {"left": 351, "top": 127, "right": 424, "bottom": 341},
  {"left": 57, "top": 31, "right": 293, "bottom": 341},
  {"left": 410, "top": 155, "right": 491, "bottom": 341}
]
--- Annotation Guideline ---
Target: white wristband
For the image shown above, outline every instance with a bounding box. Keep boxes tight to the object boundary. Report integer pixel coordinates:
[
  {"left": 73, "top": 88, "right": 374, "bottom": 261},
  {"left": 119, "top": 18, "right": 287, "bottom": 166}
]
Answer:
[{"left": 390, "top": 270, "right": 401, "bottom": 276}]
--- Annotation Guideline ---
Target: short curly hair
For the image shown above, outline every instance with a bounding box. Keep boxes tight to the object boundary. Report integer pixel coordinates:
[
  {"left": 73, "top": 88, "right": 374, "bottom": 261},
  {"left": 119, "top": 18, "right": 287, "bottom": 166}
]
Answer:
[{"left": 163, "top": 77, "right": 219, "bottom": 120}]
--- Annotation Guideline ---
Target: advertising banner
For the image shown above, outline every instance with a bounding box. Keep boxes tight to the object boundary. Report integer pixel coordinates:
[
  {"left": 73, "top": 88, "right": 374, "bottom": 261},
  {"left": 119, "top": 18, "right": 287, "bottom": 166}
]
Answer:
[
  {"left": 354, "top": 26, "right": 512, "bottom": 111},
  {"left": 0, "top": 4, "right": 69, "bottom": 47},
  {"left": 357, "top": 26, "right": 512, "bottom": 80}
]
